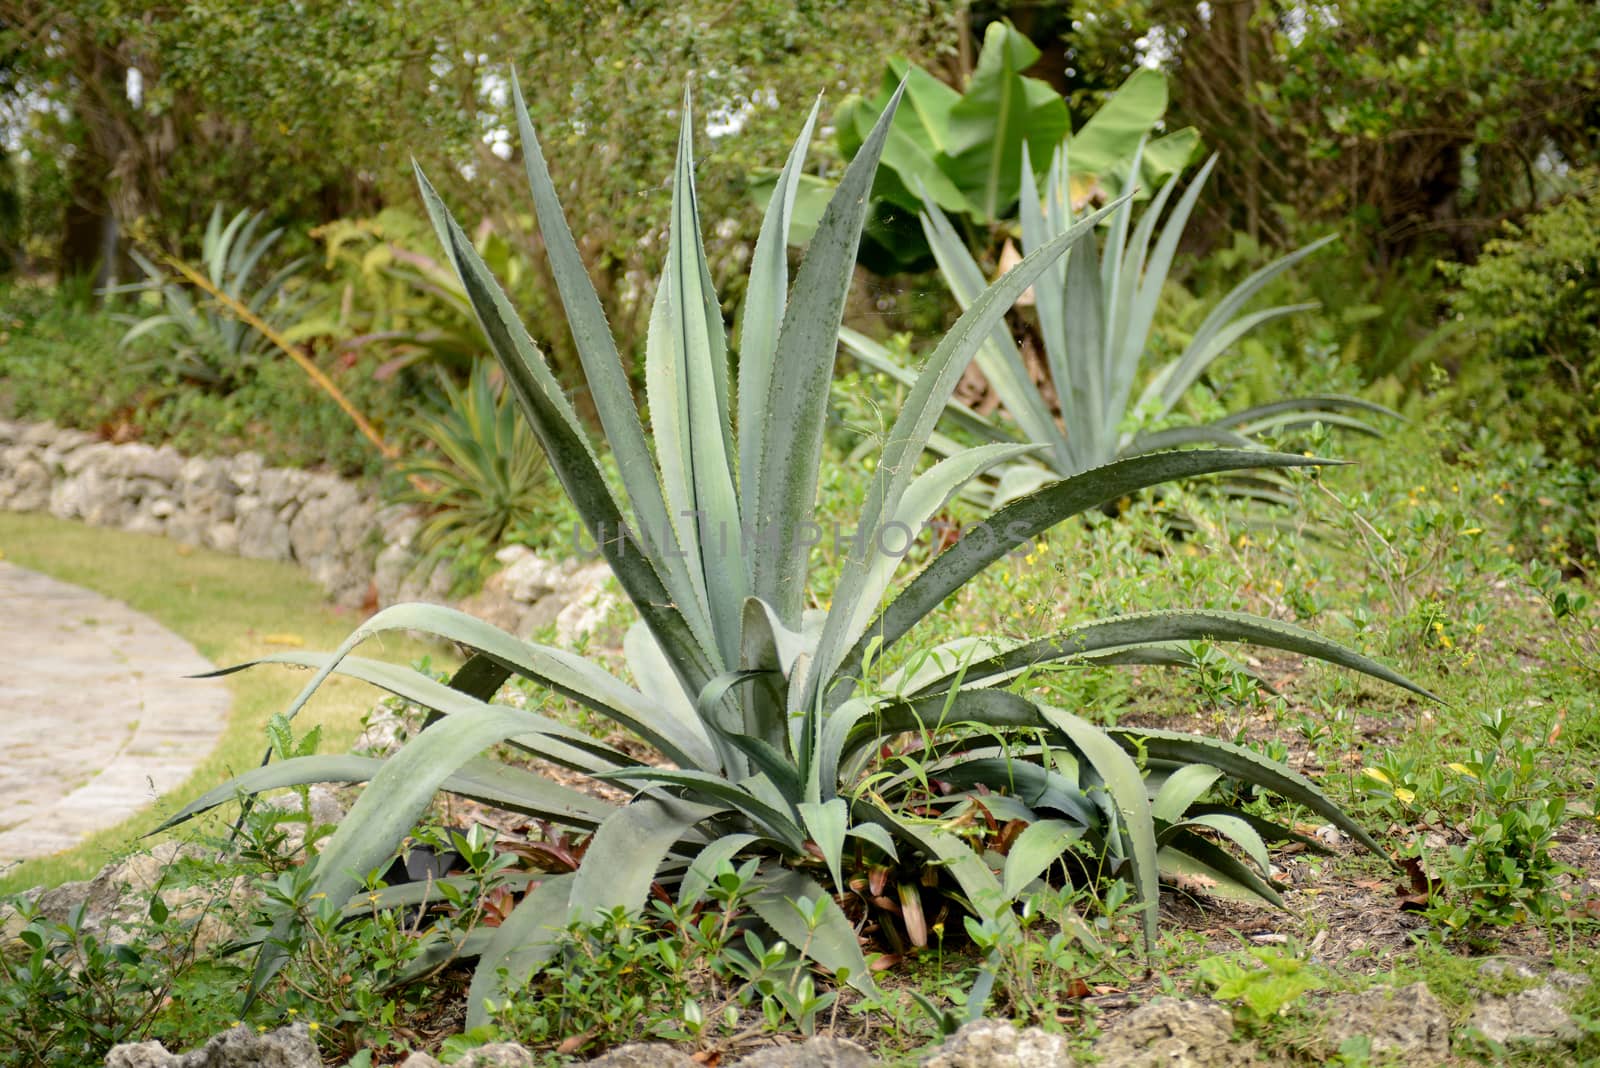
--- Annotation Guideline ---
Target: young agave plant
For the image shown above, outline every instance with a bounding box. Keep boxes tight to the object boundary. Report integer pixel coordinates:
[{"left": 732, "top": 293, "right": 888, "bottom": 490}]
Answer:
[
  {"left": 842, "top": 144, "right": 1399, "bottom": 507},
  {"left": 112, "top": 205, "right": 307, "bottom": 387},
  {"left": 163, "top": 81, "right": 1430, "bottom": 1024}
]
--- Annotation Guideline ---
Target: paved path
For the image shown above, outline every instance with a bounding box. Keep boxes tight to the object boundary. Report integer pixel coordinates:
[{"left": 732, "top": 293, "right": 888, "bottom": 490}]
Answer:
[{"left": 0, "top": 562, "right": 230, "bottom": 863}]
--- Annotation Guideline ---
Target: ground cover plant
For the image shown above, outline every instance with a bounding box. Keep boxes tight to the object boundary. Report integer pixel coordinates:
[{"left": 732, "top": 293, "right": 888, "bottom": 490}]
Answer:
[{"left": 149, "top": 78, "right": 1443, "bottom": 1048}]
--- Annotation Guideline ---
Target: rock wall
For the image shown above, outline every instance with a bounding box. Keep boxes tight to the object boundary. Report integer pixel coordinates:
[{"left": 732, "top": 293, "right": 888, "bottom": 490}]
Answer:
[{"left": 0, "top": 419, "right": 614, "bottom": 637}]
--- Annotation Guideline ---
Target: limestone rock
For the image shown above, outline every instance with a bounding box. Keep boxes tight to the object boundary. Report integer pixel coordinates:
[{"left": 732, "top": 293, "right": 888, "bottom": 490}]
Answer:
[
  {"left": 735, "top": 1036, "right": 879, "bottom": 1067},
  {"left": 454, "top": 1042, "right": 536, "bottom": 1067},
  {"left": 1094, "top": 1000, "right": 1253, "bottom": 1068},
  {"left": 397, "top": 1054, "right": 445, "bottom": 1068},
  {"left": 105, "top": 1023, "right": 319, "bottom": 1067},
  {"left": 588, "top": 1044, "right": 699, "bottom": 1067},
  {"left": 1320, "top": 982, "right": 1450, "bottom": 1065},
  {"left": 1467, "top": 959, "right": 1588, "bottom": 1048},
  {"left": 921, "top": 1019, "right": 1074, "bottom": 1068}
]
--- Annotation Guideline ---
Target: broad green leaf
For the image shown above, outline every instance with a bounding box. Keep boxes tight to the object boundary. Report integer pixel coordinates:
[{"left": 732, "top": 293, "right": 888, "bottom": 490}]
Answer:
[
  {"left": 749, "top": 868, "right": 878, "bottom": 996},
  {"left": 570, "top": 794, "right": 725, "bottom": 921},
  {"left": 942, "top": 21, "right": 1068, "bottom": 222},
  {"left": 1001, "top": 819, "right": 1086, "bottom": 899},
  {"left": 466, "top": 873, "right": 575, "bottom": 1029},
  {"left": 798, "top": 798, "right": 850, "bottom": 891}
]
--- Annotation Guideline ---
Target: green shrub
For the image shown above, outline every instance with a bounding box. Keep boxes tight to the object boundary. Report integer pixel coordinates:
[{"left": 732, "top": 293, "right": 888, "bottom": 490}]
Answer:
[{"left": 1444, "top": 176, "right": 1600, "bottom": 471}]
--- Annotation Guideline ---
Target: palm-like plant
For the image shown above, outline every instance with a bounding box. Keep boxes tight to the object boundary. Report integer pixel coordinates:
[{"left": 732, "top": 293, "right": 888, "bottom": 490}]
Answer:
[
  {"left": 392, "top": 359, "right": 557, "bottom": 580},
  {"left": 114, "top": 205, "right": 307, "bottom": 388},
  {"left": 165, "top": 82, "right": 1429, "bottom": 1025},
  {"left": 843, "top": 144, "right": 1399, "bottom": 507}
]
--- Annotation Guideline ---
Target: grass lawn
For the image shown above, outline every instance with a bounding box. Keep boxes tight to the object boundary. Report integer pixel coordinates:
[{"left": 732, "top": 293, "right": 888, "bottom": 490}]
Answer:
[{"left": 0, "top": 512, "right": 453, "bottom": 895}]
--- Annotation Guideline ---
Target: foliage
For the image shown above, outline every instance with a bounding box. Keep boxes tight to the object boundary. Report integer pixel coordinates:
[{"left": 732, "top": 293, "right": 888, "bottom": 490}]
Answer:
[
  {"left": 1442, "top": 177, "right": 1600, "bottom": 497},
  {"left": 1059, "top": 0, "right": 1600, "bottom": 260},
  {"left": 1197, "top": 946, "right": 1326, "bottom": 1027},
  {"left": 4, "top": 0, "right": 949, "bottom": 361},
  {"left": 1425, "top": 710, "right": 1575, "bottom": 932},
  {"left": 163, "top": 82, "right": 1429, "bottom": 1033},
  {"left": 754, "top": 20, "right": 1197, "bottom": 273},
  {"left": 0, "top": 866, "right": 245, "bottom": 1066},
  {"left": 488, "top": 859, "right": 845, "bottom": 1052},
  {"left": 391, "top": 360, "right": 562, "bottom": 586},
  {"left": 110, "top": 206, "right": 307, "bottom": 389},
  {"left": 843, "top": 144, "right": 1396, "bottom": 505},
  {"left": 305, "top": 208, "right": 523, "bottom": 379}
]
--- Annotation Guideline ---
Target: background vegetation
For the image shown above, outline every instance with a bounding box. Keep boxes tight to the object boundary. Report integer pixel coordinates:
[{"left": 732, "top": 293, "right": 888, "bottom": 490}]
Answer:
[{"left": 2, "top": 1, "right": 1600, "bottom": 1064}]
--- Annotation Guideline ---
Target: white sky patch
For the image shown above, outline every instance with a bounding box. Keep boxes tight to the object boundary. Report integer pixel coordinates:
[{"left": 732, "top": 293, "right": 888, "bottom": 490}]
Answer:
[{"left": 126, "top": 67, "right": 144, "bottom": 108}]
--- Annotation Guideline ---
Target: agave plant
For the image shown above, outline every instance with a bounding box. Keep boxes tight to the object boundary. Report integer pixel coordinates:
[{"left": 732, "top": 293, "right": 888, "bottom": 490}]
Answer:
[
  {"left": 162, "top": 80, "right": 1430, "bottom": 1025},
  {"left": 391, "top": 359, "right": 558, "bottom": 583},
  {"left": 842, "top": 144, "right": 1399, "bottom": 507},
  {"left": 113, "top": 205, "right": 307, "bottom": 388}
]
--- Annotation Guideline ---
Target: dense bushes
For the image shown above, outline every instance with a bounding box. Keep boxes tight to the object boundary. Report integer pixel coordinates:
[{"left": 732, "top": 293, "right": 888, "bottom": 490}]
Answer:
[{"left": 1445, "top": 176, "right": 1600, "bottom": 462}]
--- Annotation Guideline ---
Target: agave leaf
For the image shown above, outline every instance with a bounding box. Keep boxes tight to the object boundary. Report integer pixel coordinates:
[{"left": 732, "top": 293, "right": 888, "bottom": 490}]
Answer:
[
  {"left": 466, "top": 873, "right": 575, "bottom": 1028},
  {"left": 845, "top": 820, "right": 899, "bottom": 861},
  {"left": 930, "top": 754, "right": 1097, "bottom": 828},
  {"left": 569, "top": 794, "right": 725, "bottom": 922},
  {"left": 1124, "top": 424, "right": 1260, "bottom": 453},
  {"left": 1032, "top": 701, "right": 1159, "bottom": 948},
  {"left": 741, "top": 99, "right": 822, "bottom": 520},
  {"left": 798, "top": 798, "right": 850, "bottom": 891},
  {"left": 1114, "top": 727, "right": 1390, "bottom": 859},
  {"left": 1160, "top": 830, "right": 1283, "bottom": 906},
  {"left": 809, "top": 199, "right": 1122, "bottom": 707},
  {"left": 210, "top": 651, "right": 634, "bottom": 772},
  {"left": 825, "top": 441, "right": 1037, "bottom": 679},
  {"left": 1176, "top": 812, "right": 1273, "bottom": 877},
  {"left": 416, "top": 168, "right": 719, "bottom": 701},
  {"left": 250, "top": 704, "right": 564, "bottom": 1002},
  {"left": 918, "top": 195, "right": 1063, "bottom": 452},
  {"left": 597, "top": 768, "right": 806, "bottom": 852},
  {"left": 1211, "top": 394, "right": 1403, "bottom": 431},
  {"left": 1001, "top": 818, "right": 1086, "bottom": 899},
  {"left": 909, "top": 609, "right": 1437, "bottom": 702},
  {"left": 856, "top": 804, "right": 1031, "bottom": 945},
  {"left": 507, "top": 74, "right": 708, "bottom": 648},
  {"left": 678, "top": 834, "right": 760, "bottom": 908},
  {"left": 1152, "top": 764, "right": 1224, "bottom": 823},
  {"left": 266, "top": 601, "right": 715, "bottom": 770},
  {"left": 838, "top": 326, "right": 1009, "bottom": 444},
  {"left": 649, "top": 96, "right": 744, "bottom": 663},
  {"left": 748, "top": 867, "right": 878, "bottom": 996},
  {"left": 1158, "top": 235, "right": 1337, "bottom": 412},
  {"left": 834, "top": 450, "right": 1331, "bottom": 705},
  {"left": 752, "top": 80, "right": 906, "bottom": 625}
]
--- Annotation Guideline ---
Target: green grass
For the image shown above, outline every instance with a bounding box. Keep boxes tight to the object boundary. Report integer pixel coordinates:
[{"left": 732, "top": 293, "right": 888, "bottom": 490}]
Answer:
[{"left": 0, "top": 512, "right": 454, "bottom": 895}]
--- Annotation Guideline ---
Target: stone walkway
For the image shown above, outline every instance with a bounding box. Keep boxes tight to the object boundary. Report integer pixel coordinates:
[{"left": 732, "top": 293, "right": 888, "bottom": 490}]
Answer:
[{"left": 0, "top": 562, "right": 230, "bottom": 864}]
